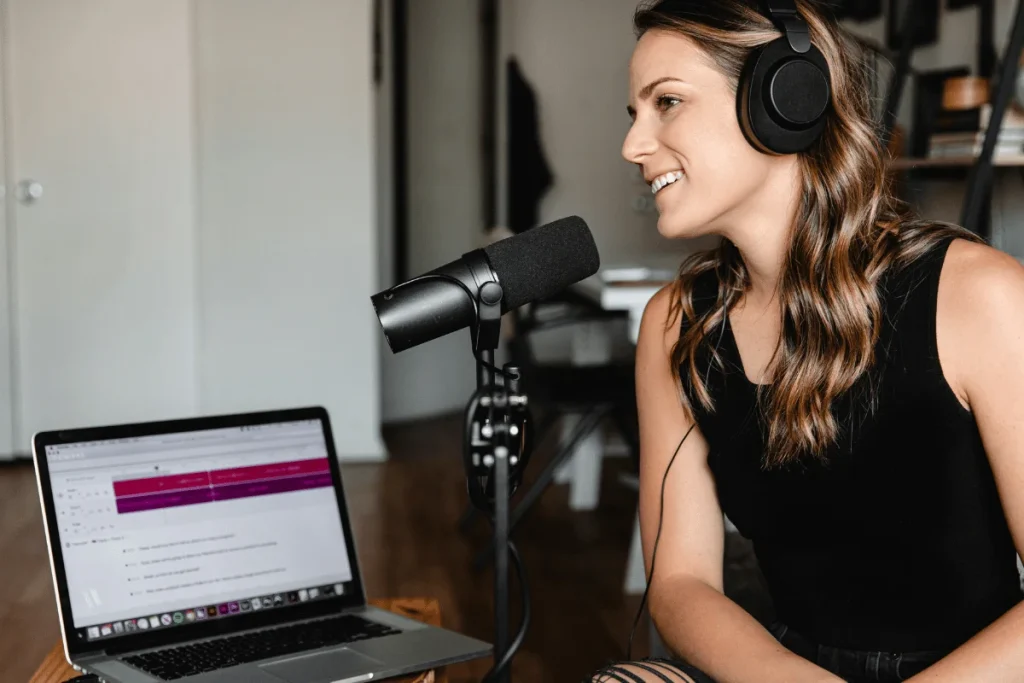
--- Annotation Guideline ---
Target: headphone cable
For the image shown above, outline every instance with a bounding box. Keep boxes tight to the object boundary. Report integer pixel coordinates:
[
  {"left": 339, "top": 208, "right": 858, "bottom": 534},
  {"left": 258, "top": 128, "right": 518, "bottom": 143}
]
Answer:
[
  {"left": 626, "top": 425, "right": 693, "bottom": 660},
  {"left": 626, "top": 307, "right": 728, "bottom": 659}
]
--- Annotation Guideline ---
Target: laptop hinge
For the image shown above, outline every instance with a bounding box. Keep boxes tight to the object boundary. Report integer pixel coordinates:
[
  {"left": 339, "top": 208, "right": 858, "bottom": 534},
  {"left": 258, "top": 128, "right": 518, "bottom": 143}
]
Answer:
[{"left": 72, "top": 651, "right": 110, "bottom": 667}]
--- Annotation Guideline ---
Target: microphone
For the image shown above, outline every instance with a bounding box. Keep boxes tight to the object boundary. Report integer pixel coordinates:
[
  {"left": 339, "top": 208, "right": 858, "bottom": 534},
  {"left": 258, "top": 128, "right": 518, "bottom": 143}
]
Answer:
[
  {"left": 371, "top": 216, "right": 600, "bottom": 354},
  {"left": 369, "top": 217, "right": 600, "bottom": 681}
]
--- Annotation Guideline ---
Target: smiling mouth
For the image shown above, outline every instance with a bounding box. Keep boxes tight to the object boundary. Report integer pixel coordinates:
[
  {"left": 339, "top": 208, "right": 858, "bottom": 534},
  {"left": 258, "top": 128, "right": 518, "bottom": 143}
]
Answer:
[{"left": 650, "top": 170, "right": 684, "bottom": 195}]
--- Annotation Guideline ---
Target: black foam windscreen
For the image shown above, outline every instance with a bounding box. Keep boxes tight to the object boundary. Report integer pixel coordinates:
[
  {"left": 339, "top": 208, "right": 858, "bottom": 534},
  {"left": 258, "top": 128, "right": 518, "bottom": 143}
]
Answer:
[{"left": 482, "top": 216, "right": 600, "bottom": 311}]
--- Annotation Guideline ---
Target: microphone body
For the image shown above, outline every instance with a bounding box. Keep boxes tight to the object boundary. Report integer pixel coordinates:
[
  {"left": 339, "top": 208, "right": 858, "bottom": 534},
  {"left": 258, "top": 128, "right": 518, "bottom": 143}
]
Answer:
[
  {"left": 371, "top": 216, "right": 600, "bottom": 354},
  {"left": 372, "top": 250, "right": 495, "bottom": 354}
]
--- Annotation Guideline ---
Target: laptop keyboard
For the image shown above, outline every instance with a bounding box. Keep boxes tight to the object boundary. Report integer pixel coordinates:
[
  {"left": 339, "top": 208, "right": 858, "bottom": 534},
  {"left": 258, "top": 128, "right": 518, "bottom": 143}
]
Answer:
[{"left": 121, "top": 613, "right": 401, "bottom": 680}]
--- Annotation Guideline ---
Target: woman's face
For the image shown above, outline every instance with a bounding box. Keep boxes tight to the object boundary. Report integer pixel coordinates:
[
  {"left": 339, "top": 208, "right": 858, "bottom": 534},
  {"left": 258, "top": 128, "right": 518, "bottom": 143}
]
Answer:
[{"left": 623, "top": 30, "right": 779, "bottom": 240}]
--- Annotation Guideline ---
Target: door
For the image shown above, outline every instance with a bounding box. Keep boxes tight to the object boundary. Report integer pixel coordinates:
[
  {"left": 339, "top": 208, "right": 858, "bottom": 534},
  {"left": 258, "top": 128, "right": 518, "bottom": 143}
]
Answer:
[
  {"left": 0, "top": 25, "right": 12, "bottom": 458},
  {"left": 4, "top": 0, "right": 198, "bottom": 447}
]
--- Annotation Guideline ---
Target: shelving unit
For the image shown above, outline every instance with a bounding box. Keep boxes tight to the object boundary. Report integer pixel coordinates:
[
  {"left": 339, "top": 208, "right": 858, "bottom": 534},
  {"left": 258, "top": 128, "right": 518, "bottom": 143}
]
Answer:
[
  {"left": 891, "top": 154, "right": 1024, "bottom": 169},
  {"left": 883, "top": 0, "right": 1024, "bottom": 239}
]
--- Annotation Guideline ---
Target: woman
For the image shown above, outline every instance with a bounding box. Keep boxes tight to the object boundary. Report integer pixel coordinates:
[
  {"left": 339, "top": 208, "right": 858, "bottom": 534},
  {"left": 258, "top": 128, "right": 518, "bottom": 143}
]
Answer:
[{"left": 591, "top": 1, "right": 1024, "bottom": 682}]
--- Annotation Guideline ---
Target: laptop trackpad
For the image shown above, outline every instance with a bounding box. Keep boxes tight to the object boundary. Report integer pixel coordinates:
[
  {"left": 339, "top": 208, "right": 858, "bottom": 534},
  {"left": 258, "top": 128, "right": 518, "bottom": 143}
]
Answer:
[{"left": 260, "top": 647, "right": 385, "bottom": 683}]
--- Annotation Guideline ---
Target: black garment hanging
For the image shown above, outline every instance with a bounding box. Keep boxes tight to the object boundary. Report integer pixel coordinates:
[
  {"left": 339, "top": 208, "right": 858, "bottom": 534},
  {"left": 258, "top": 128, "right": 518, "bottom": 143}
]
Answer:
[{"left": 506, "top": 58, "right": 553, "bottom": 233}]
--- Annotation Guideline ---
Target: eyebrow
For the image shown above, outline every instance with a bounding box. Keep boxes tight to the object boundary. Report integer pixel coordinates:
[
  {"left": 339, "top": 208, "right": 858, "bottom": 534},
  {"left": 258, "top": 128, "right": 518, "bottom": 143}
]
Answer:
[{"left": 626, "top": 76, "right": 688, "bottom": 117}]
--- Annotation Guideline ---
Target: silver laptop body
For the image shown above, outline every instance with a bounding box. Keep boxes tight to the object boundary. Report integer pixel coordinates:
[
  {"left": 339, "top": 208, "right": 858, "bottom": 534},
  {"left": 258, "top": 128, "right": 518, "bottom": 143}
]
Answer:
[{"left": 33, "top": 406, "right": 490, "bottom": 683}]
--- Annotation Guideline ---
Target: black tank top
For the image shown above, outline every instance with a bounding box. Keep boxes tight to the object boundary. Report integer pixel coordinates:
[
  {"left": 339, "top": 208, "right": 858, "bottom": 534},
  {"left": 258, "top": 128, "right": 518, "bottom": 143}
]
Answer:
[{"left": 680, "top": 236, "right": 1022, "bottom": 653}]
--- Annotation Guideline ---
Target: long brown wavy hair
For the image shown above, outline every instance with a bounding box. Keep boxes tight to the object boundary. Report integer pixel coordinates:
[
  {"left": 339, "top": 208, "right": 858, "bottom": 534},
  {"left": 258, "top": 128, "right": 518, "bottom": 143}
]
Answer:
[{"left": 634, "top": 0, "right": 986, "bottom": 467}]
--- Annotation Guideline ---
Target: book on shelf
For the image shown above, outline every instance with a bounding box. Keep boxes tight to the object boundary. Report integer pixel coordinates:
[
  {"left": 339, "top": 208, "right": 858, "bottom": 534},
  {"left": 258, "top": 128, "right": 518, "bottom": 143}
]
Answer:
[
  {"left": 927, "top": 140, "right": 1024, "bottom": 158},
  {"left": 927, "top": 127, "right": 1024, "bottom": 159},
  {"left": 931, "top": 103, "right": 1024, "bottom": 134}
]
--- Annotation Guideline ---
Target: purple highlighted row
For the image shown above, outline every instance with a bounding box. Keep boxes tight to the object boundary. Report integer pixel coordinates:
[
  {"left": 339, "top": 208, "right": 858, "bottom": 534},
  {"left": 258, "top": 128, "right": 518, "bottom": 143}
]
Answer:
[{"left": 115, "top": 473, "right": 333, "bottom": 514}]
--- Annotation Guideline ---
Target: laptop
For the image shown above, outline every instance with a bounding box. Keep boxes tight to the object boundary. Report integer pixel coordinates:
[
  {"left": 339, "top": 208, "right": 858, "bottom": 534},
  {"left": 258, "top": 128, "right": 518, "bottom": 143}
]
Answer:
[{"left": 32, "top": 406, "right": 491, "bottom": 682}]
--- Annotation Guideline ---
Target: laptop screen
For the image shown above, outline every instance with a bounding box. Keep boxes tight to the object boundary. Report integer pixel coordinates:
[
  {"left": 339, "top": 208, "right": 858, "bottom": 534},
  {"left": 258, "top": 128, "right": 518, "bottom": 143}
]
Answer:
[{"left": 43, "top": 418, "right": 355, "bottom": 644}]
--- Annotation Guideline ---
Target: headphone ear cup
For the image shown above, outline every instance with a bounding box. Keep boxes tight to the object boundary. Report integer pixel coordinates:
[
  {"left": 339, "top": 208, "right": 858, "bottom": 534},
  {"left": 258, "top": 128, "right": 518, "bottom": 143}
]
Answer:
[{"left": 737, "top": 38, "right": 832, "bottom": 155}]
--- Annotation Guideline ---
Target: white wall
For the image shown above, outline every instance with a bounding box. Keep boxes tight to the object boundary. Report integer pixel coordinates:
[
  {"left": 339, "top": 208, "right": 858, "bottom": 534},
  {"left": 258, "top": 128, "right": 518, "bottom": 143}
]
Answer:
[
  {"left": 195, "top": 0, "right": 386, "bottom": 460},
  {"left": 500, "top": 0, "right": 1023, "bottom": 264},
  {"left": 376, "top": 0, "right": 395, "bottom": 345},
  {"left": 379, "top": 0, "right": 482, "bottom": 423},
  {"left": 0, "top": 19, "right": 12, "bottom": 456}
]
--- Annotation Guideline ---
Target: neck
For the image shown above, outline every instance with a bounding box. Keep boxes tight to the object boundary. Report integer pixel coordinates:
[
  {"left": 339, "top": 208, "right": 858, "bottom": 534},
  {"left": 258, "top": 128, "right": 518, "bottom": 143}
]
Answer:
[{"left": 721, "top": 160, "right": 801, "bottom": 304}]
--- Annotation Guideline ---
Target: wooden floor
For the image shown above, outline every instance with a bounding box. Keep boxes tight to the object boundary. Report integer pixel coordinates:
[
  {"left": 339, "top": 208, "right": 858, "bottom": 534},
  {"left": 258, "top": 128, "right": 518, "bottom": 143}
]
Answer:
[{"left": 0, "top": 412, "right": 771, "bottom": 683}]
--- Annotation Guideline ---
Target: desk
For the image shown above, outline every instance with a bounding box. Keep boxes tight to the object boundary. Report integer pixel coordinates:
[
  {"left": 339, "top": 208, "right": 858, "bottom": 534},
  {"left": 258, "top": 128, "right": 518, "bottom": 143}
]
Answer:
[
  {"left": 30, "top": 597, "right": 446, "bottom": 683},
  {"left": 573, "top": 274, "right": 670, "bottom": 344}
]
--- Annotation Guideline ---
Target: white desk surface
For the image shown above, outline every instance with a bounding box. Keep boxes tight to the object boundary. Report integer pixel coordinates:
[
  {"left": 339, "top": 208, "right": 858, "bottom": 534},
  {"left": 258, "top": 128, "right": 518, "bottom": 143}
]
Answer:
[
  {"left": 573, "top": 269, "right": 675, "bottom": 343},
  {"left": 574, "top": 274, "right": 669, "bottom": 310}
]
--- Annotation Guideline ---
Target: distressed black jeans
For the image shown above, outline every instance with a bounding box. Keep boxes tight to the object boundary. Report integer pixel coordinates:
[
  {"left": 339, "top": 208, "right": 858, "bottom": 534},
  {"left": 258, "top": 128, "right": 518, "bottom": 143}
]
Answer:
[
  {"left": 767, "top": 621, "right": 948, "bottom": 682},
  {"left": 587, "top": 622, "right": 948, "bottom": 682}
]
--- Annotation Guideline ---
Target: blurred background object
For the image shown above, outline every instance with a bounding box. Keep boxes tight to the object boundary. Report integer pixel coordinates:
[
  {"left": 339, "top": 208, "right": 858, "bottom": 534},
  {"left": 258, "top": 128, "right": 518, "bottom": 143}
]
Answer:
[{"left": 1015, "top": 48, "right": 1024, "bottom": 108}]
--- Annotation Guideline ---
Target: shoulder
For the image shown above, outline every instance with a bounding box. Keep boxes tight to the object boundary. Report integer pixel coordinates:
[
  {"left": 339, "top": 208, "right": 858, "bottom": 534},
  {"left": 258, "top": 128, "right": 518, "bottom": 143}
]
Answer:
[
  {"left": 637, "top": 267, "right": 717, "bottom": 347},
  {"left": 637, "top": 282, "right": 683, "bottom": 362},
  {"left": 939, "top": 238, "right": 1024, "bottom": 324},
  {"left": 937, "top": 238, "right": 1024, "bottom": 410}
]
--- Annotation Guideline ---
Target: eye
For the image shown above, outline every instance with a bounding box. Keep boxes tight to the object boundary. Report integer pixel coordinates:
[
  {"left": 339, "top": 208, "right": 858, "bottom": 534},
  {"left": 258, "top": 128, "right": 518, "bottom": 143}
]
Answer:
[{"left": 655, "top": 94, "right": 681, "bottom": 112}]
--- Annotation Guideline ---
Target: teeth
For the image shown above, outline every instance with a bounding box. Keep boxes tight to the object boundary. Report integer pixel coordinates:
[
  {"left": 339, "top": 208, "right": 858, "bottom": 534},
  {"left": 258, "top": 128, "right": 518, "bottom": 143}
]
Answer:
[{"left": 650, "top": 170, "right": 684, "bottom": 194}]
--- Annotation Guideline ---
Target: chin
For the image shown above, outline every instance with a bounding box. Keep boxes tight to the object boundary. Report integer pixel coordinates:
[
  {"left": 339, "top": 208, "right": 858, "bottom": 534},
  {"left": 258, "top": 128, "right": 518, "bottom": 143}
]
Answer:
[{"left": 655, "top": 212, "right": 710, "bottom": 240}]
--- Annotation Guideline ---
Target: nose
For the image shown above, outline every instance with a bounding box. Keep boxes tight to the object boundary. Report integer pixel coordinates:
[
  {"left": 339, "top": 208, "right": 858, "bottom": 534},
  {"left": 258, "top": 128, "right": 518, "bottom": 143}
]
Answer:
[{"left": 621, "top": 117, "right": 657, "bottom": 166}]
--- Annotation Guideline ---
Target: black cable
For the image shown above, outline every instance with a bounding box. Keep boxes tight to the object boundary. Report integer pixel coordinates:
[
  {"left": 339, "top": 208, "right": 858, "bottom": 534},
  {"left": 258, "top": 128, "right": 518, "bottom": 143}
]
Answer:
[
  {"left": 384, "top": 272, "right": 513, "bottom": 379},
  {"left": 626, "top": 425, "right": 692, "bottom": 661},
  {"left": 467, "top": 380, "right": 530, "bottom": 682},
  {"left": 448, "top": 334, "right": 530, "bottom": 680},
  {"left": 626, "top": 308, "right": 728, "bottom": 660},
  {"left": 481, "top": 538, "right": 529, "bottom": 683}
]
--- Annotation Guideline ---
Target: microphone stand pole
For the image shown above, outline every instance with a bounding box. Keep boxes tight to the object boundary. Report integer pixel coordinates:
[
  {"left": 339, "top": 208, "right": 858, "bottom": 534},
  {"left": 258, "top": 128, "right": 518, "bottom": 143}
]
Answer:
[
  {"left": 478, "top": 346, "right": 509, "bottom": 683},
  {"left": 463, "top": 280, "right": 529, "bottom": 683}
]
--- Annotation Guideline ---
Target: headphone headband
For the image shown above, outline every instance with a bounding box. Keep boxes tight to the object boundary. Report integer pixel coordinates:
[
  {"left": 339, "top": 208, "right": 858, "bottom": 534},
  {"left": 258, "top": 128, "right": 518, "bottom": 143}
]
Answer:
[{"left": 759, "top": 0, "right": 811, "bottom": 53}]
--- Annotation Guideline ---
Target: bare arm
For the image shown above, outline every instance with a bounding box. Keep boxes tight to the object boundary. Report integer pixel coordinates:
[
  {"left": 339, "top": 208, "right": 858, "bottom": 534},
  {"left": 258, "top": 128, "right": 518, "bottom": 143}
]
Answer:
[
  {"left": 899, "top": 241, "right": 1024, "bottom": 681},
  {"left": 635, "top": 286, "right": 841, "bottom": 683}
]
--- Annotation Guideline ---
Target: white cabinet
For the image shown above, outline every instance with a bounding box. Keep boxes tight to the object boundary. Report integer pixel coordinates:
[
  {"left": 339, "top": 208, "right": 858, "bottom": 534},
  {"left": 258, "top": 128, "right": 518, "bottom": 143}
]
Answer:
[{"left": 0, "top": 0, "right": 386, "bottom": 461}]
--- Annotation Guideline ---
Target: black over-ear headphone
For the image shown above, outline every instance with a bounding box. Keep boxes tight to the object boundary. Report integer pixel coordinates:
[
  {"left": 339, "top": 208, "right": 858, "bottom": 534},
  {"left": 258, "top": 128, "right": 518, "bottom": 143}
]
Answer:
[{"left": 738, "top": 0, "right": 832, "bottom": 154}]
